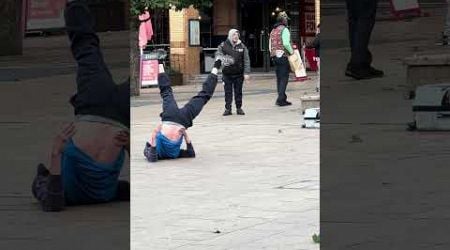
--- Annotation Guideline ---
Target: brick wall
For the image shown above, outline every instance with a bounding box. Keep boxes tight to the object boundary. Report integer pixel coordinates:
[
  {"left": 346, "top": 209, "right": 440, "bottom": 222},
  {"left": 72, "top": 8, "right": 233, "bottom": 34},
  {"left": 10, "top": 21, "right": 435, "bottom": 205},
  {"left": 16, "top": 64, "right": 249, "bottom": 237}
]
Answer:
[{"left": 169, "top": 6, "right": 201, "bottom": 80}]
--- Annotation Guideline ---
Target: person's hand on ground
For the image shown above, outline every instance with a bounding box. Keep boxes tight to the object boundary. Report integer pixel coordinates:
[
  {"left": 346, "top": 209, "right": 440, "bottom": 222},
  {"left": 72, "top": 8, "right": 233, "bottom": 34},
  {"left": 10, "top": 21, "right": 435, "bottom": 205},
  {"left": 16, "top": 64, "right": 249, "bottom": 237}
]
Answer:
[
  {"left": 244, "top": 74, "right": 250, "bottom": 84},
  {"left": 114, "top": 130, "right": 130, "bottom": 152},
  {"left": 182, "top": 130, "right": 192, "bottom": 144},
  {"left": 51, "top": 123, "right": 76, "bottom": 157}
]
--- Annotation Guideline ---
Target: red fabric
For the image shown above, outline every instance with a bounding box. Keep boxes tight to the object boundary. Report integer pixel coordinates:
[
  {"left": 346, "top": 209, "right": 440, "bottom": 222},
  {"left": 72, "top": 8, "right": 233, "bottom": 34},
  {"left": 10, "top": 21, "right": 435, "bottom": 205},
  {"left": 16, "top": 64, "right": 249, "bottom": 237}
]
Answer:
[{"left": 305, "top": 48, "right": 318, "bottom": 71}]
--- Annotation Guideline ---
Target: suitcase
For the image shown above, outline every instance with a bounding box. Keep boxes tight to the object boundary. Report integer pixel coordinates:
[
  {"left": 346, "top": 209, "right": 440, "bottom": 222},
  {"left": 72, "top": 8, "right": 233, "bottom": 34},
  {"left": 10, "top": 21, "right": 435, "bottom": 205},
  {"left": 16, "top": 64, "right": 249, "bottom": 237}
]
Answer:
[
  {"left": 410, "top": 83, "right": 450, "bottom": 130},
  {"left": 302, "top": 108, "right": 320, "bottom": 129}
]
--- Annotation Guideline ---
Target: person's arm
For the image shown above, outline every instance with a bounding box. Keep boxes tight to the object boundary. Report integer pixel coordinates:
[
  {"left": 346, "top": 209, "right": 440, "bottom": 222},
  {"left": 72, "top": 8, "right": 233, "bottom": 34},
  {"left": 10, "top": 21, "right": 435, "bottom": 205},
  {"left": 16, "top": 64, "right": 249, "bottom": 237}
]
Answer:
[
  {"left": 178, "top": 143, "right": 196, "bottom": 158},
  {"left": 243, "top": 44, "right": 251, "bottom": 77},
  {"left": 179, "top": 131, "right": 195, "bottom": 158},
  {"left": 149, "top": 124, "right": 162, "bottom": 147},
  {"left": 282, "top": 28, "right": 294, "bottom": 55},
  {"left": 215, "top": 42, "right": 225, "bottom": 59},
  {"left": 39, "top": 123, "right": 76, "bottom": 212},
  {"left": 312, "top": 34, "right": 320, "bottom": 49},
  {"left": 145, "top": 124, "right": 161, "bottom": 162},
  {"left": 114, "top": 130, "right": 130, "bottom": 153},
  {"left": 144, "top": 142, "right": 158, "bottom": 162}
]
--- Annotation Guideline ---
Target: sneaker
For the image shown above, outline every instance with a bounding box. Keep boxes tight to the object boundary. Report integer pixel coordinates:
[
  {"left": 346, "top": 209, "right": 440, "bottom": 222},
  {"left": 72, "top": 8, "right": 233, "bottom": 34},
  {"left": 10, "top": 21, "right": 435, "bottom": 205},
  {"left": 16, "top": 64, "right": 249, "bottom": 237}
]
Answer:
[
  {"left": 223, "top": 109, "right": 232, "bottom": 116},
  {"left": 236, "top": 108, "right": 245, "bottom": 115}
]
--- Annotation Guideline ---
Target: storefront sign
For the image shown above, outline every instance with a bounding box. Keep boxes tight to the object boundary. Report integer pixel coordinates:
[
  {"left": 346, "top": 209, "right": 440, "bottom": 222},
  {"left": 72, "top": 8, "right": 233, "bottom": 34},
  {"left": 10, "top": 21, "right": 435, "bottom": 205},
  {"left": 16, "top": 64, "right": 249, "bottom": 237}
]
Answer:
[
  {"left": 26, "top": 0, "right": 67, "bottom": 31},
  {"left": 300, "top": 0, "right": 316, "bottom": 37}
]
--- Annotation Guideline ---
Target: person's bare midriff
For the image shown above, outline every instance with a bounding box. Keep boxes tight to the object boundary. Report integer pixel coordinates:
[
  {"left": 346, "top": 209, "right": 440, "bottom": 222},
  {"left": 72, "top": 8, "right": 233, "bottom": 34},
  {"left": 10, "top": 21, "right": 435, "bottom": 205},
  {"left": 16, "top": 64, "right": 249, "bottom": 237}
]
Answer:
[
  {"left": 161, "top": 123, "right": 184, "bottom": 141},
  {"left": 72, "top": 121, "right": 124, "bottom": 164}
]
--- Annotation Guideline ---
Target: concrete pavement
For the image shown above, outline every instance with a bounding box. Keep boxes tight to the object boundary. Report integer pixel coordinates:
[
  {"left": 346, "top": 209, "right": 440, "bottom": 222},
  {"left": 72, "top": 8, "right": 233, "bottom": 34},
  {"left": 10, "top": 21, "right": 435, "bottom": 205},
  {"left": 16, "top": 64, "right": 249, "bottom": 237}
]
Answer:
[
  {"left": 131, "top": 74, "right": 320, "bottom": 249},
  {"left": 321, "top": 4, "right": 450, "bottom": 249}
]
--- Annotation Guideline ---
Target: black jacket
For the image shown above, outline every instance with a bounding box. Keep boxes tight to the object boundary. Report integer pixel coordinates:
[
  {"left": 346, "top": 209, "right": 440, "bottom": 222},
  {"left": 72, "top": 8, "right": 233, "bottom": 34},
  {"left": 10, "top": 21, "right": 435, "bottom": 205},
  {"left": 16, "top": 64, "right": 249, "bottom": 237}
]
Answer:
[{"left": 217, "top": 40, "right": 251, "bottom": 76}]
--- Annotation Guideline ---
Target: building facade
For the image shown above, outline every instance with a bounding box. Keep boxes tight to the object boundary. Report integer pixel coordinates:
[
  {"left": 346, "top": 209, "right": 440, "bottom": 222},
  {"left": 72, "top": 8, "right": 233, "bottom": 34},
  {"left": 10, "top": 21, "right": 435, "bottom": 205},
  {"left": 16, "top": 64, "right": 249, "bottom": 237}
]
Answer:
[{"left": 154, "top": 0, "right": 320, "bottom": 81}]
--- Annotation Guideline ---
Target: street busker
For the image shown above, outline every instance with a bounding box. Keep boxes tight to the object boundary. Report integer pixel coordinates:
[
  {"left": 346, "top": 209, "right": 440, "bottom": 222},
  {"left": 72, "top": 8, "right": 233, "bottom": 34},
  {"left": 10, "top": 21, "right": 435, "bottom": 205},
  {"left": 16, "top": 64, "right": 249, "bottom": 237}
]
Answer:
[
  {"left": 32, "top": 0, "right": 130, "bottom": 212},
  {"left": 144, "top": 60, "right": 223, "bottom": 162},
  {"left": 216, "top": 29, "right": 251, "bottom": 116},
  {"left": 269, "top": 11, "right": 295, "bottom": 106}
]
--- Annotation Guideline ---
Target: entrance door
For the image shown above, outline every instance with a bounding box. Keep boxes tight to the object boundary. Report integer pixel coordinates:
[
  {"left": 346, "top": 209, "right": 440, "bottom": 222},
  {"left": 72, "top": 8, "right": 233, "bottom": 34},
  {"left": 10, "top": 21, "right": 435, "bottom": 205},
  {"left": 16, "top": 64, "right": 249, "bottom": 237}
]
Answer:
[
  {"left": 240, "top": 1, "right": 265, "bottom": 69},
  {"left": 240, "top": 0, "right": 282, "bottom": 72}
]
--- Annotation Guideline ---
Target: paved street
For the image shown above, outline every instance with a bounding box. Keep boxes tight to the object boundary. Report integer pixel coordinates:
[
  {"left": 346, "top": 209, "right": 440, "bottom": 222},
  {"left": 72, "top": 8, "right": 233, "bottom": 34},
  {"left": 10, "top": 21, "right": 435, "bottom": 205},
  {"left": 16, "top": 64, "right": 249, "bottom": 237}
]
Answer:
[
  {"left": 321, "top": 3, "right": 450, "bottom": 249},
  {"left": 0, "top": 31, "right": 130, "bottom": 250},
  {"left": 131, "top": 74, "right": 320, "bottom": 249}
]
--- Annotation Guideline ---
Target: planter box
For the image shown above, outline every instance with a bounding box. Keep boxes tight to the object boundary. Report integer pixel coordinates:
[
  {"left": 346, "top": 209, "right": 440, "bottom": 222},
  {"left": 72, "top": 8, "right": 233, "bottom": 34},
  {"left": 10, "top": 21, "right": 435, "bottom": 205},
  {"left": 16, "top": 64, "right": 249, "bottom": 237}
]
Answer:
[
  {"left": 300, "top": 95, "right": 320, "bottom": 112},
  {"left": 169, "top": 73, "right": 183, "bottom": 86},
  {"left": 404, "top": 54, "right": 450, "bottom": 98}
]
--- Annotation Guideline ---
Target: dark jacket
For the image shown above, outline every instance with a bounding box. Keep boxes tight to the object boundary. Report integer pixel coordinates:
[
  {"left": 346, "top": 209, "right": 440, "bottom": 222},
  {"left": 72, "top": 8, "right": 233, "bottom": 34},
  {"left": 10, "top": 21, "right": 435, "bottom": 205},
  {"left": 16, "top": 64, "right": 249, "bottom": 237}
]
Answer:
[
  {"left": 307, "top": 33, "right": 320, "bottom": 57},
  {"left": 217, "top": 40, "right": 251, "bottom": 76}
]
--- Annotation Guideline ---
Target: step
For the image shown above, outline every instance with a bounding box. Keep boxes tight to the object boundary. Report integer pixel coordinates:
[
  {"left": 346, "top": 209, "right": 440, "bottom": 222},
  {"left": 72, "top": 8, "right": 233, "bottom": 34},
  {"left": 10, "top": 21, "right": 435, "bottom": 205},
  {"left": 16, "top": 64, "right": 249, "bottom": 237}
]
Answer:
[
  {"left": 300, "top": 94, "right": 320, "bottom": 112},
  {"left": 404, "top": 53, "right": 450, "bottom": 96},
  {"left": 185, "top": 73, "right": 317, "bottom": 85}
]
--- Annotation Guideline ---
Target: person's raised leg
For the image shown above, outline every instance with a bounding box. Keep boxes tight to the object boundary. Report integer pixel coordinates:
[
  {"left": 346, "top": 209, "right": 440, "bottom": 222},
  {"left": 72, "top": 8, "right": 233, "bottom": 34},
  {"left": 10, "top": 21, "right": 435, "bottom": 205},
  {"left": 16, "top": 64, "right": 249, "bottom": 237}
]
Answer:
[
  {"left": 158, "top": 73, "right": 180, "bottom": 120},
  {"left": 65, "top": 0, "right": 116, "bottom": 113},
  {"left": 178, "top": 61, "right": 221, "bottom": 128},
  {"left": 114, "top": 79, "right": 130, "bottom": 128}
]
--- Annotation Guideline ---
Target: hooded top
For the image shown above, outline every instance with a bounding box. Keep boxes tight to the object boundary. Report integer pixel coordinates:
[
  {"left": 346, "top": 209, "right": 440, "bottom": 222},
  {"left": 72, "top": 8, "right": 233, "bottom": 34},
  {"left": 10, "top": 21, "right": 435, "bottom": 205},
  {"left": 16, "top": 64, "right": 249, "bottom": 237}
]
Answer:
[{"left": 228, "top": 29, "right": 241, "bottom": 45}]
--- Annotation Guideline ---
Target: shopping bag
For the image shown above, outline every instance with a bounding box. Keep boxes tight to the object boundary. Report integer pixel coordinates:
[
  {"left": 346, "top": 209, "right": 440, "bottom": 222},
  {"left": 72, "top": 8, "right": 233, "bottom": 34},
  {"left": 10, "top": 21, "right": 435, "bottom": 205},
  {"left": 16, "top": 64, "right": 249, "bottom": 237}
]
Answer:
[{"left": 288, "top": 49, "right": 307, "bottom": 78}]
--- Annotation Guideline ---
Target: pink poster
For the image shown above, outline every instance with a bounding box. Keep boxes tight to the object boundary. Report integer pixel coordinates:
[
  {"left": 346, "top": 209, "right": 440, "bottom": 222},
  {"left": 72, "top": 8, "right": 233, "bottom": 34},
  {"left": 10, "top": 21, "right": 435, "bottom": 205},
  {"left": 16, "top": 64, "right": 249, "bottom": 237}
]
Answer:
[
  {"left": 140, "top": 59, "right": 159, "bottom": 87},
  {"left": 26, "top": 0, "right": 67, "bottom": 30}
]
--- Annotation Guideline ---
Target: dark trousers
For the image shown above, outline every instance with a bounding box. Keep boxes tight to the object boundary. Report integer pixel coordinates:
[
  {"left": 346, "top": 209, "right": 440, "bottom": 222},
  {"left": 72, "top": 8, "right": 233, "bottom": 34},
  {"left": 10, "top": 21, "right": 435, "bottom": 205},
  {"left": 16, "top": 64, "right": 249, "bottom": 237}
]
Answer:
[
  {"left": 346, "top": 0, "right": 379, "bottom": 69},
  {"left": 273, "top": 56, "right": 290, "bottom": 103},
  {"left": 223, "top": 74, "right": 244, "bottom": 110},
  {"left": 65, "top": 1, "right": 129, "bottom": 128},
  {"left": 159, "top": 73, "right": 218, "bottom": 128}
]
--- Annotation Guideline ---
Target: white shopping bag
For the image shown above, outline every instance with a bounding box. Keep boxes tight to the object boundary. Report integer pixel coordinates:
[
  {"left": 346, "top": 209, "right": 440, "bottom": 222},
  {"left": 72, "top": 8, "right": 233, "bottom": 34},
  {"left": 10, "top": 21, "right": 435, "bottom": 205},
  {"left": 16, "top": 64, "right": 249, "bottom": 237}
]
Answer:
[{"left": 288, "top": 49, "right": 307, "bottom": 78}]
